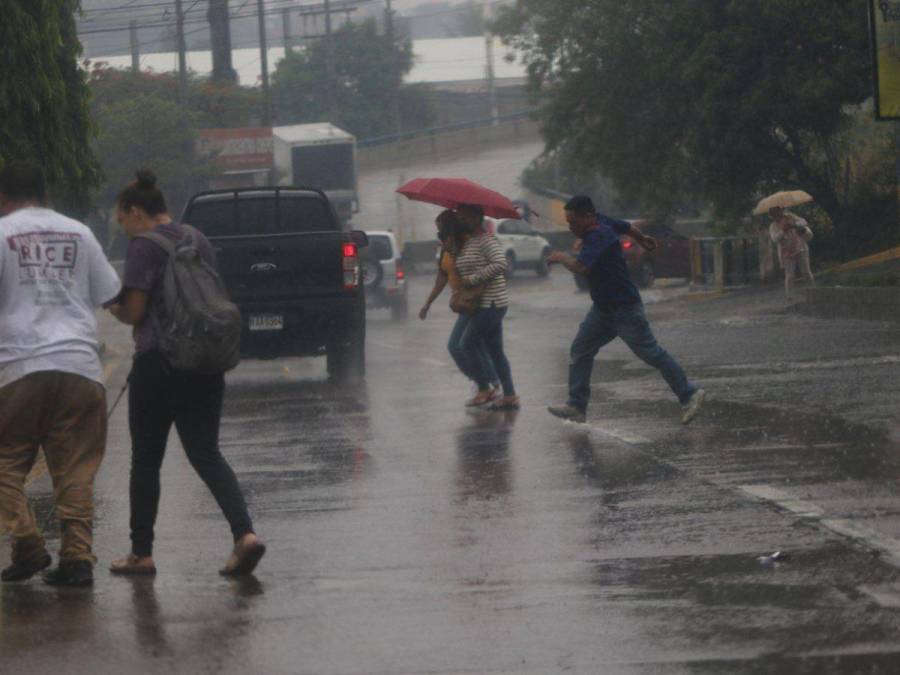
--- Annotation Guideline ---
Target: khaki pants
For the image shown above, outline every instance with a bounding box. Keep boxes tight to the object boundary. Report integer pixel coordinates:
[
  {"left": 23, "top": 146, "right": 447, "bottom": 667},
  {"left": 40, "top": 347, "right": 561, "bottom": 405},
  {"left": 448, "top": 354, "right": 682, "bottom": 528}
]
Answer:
[{"left": 0, "top": 371, "right": 106, "bottom": 564}]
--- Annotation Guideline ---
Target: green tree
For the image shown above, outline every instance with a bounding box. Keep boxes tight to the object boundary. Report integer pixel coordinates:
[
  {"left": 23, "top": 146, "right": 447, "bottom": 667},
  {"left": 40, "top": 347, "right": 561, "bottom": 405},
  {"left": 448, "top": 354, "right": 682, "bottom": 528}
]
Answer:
[
  {"left": 495, "top": 1, "right": 875, "bottom": 235},
  {"left": 88, "top": 65, "right": 264, "bottom": 129},
  {"left": 272, "top": 19, "right": 435, "bottom": 138},
  {"left": 93, "top": 94, "right": 217, "bottom": 221},
  {"left": 0, "top": 1, "right": 100, "bottom": 216}
]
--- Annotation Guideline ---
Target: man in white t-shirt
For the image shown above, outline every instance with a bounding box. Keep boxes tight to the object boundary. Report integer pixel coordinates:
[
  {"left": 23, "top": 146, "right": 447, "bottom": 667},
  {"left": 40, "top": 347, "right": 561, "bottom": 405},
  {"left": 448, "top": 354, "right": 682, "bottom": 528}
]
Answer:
[{"left": 0, "top": 161, "right": 121, "bottom": 587}]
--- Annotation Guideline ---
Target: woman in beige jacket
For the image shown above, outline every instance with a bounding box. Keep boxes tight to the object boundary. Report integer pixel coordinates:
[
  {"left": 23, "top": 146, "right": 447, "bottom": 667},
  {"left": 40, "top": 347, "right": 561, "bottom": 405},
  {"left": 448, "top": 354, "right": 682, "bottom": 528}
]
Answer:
[{"left": 769, "top": 206, "right": 814, "bottom": 301}]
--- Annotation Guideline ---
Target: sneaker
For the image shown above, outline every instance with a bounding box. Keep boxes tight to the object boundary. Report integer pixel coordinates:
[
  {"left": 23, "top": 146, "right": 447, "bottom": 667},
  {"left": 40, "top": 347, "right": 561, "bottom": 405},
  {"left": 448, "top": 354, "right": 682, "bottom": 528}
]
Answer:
[
  {"left": 43, "top": 560, "right": 94, "bottom": 587},
  {"left": 681, "top": 389, "right": 706, "bottom": 425},
  {"left": 1, "top": 552, "right": 52, "bottom": 583},
  {"left": 548, "top": 404, "right": 586, "bottom": 424}
]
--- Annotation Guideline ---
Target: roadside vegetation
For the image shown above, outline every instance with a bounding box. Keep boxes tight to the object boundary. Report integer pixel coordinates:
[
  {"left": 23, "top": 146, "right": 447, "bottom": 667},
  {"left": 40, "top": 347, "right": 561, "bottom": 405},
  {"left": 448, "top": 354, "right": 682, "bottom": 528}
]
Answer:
[{"left": 496, "top": 0, "right": 897, "bottom": 262}]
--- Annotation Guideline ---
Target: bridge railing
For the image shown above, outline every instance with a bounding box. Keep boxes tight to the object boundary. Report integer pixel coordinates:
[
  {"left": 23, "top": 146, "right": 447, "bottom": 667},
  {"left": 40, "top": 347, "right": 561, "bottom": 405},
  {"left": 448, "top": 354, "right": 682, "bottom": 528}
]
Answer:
[{"left": 358, "top": 111, "right": 535, "bottom": 149}]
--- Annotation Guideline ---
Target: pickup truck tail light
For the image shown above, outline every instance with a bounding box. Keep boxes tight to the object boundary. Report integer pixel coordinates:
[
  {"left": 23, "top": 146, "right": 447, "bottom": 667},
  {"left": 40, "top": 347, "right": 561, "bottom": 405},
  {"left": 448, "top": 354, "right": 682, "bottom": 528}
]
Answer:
[{"left": 342, "top": 243, "right": 359, "bottom": 289}]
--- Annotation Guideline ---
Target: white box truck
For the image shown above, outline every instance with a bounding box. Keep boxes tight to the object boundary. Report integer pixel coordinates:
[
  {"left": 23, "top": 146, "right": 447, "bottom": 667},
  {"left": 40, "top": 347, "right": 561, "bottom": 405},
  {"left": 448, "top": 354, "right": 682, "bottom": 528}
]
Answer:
[{"left": 272, "top": 123, "right": 358, "bottom": 223}]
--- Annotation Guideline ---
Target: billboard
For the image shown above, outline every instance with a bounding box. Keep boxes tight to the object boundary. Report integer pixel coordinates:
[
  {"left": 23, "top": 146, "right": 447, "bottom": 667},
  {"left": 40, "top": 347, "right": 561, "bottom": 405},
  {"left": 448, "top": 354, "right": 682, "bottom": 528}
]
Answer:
[
  {"left": 871, "top": 1, "right": 900, "bottom": 119},
  {"left": 197, "top": 127, "right": 274, "bottom": 171}
]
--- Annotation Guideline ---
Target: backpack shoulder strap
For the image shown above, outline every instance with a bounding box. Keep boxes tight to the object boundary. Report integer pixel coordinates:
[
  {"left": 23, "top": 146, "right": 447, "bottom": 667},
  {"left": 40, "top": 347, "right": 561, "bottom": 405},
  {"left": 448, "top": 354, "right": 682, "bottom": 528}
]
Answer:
[{"left": 136, "top": 230, "right": 177, "bottom": 256}]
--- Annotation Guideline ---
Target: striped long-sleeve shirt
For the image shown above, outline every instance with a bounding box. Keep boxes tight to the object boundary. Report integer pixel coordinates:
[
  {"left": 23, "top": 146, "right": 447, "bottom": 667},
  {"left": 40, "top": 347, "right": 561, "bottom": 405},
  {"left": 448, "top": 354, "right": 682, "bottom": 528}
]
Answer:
[{"left": 456, "top": 234, "right": 510, "bottom": 309}]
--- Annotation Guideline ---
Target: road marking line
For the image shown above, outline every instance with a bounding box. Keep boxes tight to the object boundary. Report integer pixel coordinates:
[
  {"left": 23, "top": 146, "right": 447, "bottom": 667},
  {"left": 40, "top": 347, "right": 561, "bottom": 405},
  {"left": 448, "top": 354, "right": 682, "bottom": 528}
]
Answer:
[
  {"left": 587, "top": 424, "right": 651, "bottom": 445},
  {"left": 820, "top": 518, "right": 900, "bottom": 567},
  {"left": 571, "top": 416, "right": 900, "bottom": 570},
  {"left": 737, "top": 485, "right": 825, "bottom": 518},
  {"left": 739, "top": 484, "right": 900, "bottom": 567}
]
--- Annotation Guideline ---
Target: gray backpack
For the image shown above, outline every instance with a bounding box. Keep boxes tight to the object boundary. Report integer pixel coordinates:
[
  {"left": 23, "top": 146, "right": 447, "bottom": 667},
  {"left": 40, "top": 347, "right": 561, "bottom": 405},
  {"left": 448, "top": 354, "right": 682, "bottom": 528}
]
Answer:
[{"left": 138, "top": 225, "right": 241, "bottom": 374}]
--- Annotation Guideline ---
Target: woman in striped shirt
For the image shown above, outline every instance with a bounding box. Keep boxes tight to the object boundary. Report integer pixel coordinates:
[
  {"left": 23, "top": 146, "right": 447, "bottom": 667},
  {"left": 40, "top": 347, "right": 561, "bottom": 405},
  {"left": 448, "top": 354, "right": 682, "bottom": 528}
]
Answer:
[
  {"left": 420, "top": 210, "right": 500, "bottom": 399},
  {"left": 455, "top": 204, "right": 518, "bottom": 410}
]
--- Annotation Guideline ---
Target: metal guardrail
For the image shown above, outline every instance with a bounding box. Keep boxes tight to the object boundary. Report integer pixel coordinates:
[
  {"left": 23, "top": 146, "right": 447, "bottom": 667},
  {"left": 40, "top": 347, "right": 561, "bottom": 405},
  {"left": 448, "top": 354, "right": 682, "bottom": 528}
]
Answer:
[
  {"left": 357, "top": 110, "right": 535, "bottom": 148},
  {"left": 690, "top": 235, "right": 766, "bottom": 287}
]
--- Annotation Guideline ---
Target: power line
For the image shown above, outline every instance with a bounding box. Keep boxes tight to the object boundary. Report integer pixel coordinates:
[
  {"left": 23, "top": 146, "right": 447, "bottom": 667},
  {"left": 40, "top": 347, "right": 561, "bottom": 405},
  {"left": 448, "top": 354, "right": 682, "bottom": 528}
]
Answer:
[{"left": 78, "top": 0, "right": 368, "bottom": 36}]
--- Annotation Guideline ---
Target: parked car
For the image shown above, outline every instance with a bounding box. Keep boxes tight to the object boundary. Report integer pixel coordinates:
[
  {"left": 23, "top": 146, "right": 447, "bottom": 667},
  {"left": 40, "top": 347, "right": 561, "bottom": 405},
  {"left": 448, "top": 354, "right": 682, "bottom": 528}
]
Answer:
[
  {"left": 574, "top": 220, "right": 691, "bottom": 290},
  {"left": 180, "top": 186, "right": 368, "bottom": 381},
  {"left": 495, "top": 219, "right": 553, "bottom": 277},
  {"left": 360, "top": 230, "right": 408, "bottom": 321}
]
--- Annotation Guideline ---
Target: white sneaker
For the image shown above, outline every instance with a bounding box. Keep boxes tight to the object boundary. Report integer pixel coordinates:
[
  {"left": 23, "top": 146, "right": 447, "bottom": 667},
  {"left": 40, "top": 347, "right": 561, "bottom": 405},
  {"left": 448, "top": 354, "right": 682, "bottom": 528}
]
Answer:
[{"left": 681, "top": 389, "right": 706, "bottom": 425}]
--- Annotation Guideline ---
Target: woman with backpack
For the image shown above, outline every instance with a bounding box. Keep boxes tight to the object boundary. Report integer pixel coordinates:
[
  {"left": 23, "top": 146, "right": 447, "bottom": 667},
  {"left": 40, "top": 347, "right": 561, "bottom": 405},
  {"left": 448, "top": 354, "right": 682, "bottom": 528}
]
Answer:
[{"left": 107, "top": 170, "right": 265, "bottom": 576}]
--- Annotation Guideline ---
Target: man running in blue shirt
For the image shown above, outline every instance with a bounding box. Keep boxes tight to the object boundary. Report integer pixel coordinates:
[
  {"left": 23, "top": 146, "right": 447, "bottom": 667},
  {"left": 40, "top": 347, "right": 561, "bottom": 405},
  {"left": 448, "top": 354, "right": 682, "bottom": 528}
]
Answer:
[{"left": 546, "top": 195, "right": 705, "bottom": 425}]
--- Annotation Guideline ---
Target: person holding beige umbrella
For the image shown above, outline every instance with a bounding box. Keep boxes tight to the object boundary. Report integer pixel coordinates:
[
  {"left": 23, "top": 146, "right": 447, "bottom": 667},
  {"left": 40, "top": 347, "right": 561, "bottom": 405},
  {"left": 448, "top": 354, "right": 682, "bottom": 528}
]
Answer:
[{"left": 754, "top": 191, "right": 816, "bottom": 301}]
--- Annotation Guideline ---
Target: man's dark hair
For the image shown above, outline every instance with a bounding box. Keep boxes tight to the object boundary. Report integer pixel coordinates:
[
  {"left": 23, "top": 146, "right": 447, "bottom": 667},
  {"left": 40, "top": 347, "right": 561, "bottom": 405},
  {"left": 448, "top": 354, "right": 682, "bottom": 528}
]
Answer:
[
  {"left": 457, "top": 203, "right": 485, "bottom": 222},
  {"left": 564, "top": 195, "right": 596, "bottom": 215},
  {"left": 0, "top": 161, "right": 47, "bottom": 203}
]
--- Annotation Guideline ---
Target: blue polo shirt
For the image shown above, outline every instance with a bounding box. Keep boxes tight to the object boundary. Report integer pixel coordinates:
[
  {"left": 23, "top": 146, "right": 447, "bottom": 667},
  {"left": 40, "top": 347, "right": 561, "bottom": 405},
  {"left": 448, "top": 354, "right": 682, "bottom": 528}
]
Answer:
[{"left": 576, "top": 214, "right": 642, "bottom": 308}]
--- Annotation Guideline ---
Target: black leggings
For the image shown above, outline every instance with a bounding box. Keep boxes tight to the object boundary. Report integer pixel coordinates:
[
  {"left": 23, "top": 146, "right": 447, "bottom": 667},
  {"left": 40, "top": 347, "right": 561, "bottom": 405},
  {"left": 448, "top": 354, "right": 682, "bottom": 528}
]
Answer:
[{"left": 128, "top": 351, "right": 253, "bottom": 557}]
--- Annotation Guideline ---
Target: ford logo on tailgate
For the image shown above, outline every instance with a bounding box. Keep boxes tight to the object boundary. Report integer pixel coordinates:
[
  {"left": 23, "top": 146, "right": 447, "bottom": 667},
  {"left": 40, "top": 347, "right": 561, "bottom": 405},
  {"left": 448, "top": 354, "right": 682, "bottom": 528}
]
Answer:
[{"left": 250, "top": 262, "right": 278, "bottom": 273}]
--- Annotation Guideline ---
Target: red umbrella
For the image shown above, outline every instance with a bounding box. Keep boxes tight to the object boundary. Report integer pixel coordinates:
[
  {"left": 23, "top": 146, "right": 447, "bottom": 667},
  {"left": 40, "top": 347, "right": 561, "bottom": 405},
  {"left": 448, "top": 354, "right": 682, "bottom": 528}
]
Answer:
[{"left": 395, "top": 177, "right": 521, "bottom": 219}]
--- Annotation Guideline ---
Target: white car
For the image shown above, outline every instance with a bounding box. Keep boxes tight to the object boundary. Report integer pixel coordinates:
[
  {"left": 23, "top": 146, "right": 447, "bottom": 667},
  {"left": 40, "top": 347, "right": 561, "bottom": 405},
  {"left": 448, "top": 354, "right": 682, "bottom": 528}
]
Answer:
[
  {"left": 360, "top": 230, "right": 409, "bottom": 320},
  {"left": 495, "top": 219, "right": 553, "bottom": 277}
]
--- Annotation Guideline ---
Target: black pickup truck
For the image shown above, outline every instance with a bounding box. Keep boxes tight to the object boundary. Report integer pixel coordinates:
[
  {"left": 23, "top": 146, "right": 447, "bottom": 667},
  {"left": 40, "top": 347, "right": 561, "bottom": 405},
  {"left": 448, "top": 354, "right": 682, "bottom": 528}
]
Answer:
[{"left": 180, "top": 187, "right": 368, "bottom": 380}]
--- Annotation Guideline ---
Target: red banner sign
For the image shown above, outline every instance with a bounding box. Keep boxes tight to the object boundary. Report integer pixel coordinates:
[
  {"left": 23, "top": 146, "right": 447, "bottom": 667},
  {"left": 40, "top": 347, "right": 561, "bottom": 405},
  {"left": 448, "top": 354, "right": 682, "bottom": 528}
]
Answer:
[{"left": 197, "top": 128, "right": 274, "bottom": 171}]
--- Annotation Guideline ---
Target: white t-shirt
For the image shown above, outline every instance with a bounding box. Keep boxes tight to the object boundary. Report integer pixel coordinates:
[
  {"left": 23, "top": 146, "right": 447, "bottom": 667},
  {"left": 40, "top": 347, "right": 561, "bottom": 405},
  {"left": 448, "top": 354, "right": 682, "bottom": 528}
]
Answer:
[{"left": 0, "top": 207, "right": 121, "bottom": 389}]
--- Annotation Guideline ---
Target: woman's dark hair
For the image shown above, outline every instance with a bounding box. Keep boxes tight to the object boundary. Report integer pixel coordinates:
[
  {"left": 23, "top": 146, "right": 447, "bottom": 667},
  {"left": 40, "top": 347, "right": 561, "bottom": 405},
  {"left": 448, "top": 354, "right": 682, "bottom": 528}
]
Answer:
[
  {"left": 436, "top": 209, "right": 464, "bottom": 246},
  {"left": 457, "top": 203, "right": 484, "bottom": 223},
  {"left": 116, "top": 169, "right": 168, "bottom": 215}
]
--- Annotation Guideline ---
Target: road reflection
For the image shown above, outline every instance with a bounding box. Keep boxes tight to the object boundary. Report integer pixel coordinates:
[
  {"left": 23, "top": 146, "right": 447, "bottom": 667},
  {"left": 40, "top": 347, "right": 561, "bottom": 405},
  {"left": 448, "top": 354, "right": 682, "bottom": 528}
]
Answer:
[{"left": 454, "top": 410, "right": 518, "bottom": 502}]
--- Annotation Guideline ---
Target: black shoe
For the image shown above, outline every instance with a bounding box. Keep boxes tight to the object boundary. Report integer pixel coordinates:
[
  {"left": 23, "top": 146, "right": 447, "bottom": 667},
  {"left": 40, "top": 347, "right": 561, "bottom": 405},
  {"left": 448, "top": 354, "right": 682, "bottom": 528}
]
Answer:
[
  {"left": 43, "top": 560, "right": 94, "bottom": 587},
  {"left": 1, "top": 552, "right": 52, "bottom": 582}
]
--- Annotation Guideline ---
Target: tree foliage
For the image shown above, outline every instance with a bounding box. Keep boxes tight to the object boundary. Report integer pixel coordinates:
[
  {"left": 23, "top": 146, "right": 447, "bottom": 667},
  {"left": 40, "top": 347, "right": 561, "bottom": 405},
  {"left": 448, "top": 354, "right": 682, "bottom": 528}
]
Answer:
[
  {"left": 88, "top": 65, "right": 264, "bottom": 129},
  {"left": 0, "top": 1, "right": 100, "bottom": 216},
  {"left": 272, "top": 19, "right": 435, "bottom": 138},
  {"left": 494, "top": 0, "right": 877, "bottom": 233},
  {"left": 92, "top": 93, "right": 217, "bottom": 221}
]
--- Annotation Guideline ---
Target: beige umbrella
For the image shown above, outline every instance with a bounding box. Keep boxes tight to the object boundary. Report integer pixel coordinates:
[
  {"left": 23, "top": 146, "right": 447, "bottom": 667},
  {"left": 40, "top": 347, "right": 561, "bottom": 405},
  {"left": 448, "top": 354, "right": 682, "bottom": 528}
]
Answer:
[{"left": 753, "top": 190, "right": 814, "bottom": 216}]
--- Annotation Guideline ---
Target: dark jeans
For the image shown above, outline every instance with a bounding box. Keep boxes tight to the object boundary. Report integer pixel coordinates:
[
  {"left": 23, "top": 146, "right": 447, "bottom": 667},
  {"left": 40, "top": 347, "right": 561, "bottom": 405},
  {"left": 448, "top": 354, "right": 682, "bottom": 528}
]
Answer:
[
  {"left": 568, "top": 303, "right": 695, "bottom": 413},
  {"left": 128, "top": 351, "right": 253, "bottom": 557},
  {"left": 460, "top": 305, "right": 516, "bottom": 396},
  {"left": 447, "top": 313, "right": 499, "bottom": 385}
]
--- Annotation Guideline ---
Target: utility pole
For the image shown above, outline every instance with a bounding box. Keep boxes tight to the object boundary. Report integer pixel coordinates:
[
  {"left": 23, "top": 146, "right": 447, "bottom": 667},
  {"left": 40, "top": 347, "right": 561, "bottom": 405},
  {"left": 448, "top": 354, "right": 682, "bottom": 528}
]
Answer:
[
  {"left": 483, "top": 3, "right": 499, "bottom": 126},
  {"left": 282, "top": 7, "right": 292, "bottom": 53},
  {"left": 324, "top": 0, "right": 336, "bottom": 119},
  {"left": 175, "top": 0, "right": 188, "bottom": 103},
  {"left": 129, "top": 20, "right": 139, "bottom": 73},
  {"left": 209, "top": 0, "right": 237, "bottom": 84},
  {"left": 385, "top": 0, "right": 402, "bottom": 133},
  {"left": 257, "top": 0, "right": 272, "bottom": 125}
]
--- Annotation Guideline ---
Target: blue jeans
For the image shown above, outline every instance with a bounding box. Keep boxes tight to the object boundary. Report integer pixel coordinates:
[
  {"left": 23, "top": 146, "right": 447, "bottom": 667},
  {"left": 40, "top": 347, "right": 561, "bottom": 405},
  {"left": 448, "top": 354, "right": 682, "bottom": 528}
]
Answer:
[
  {"left": 460, "top": 306, "right": 516, "bottom": 396},
  {"left": 568, "top": 303, "right": 695, "bottom": 413},
  {"left": 448, "top": 314, "right": 498, "bottom": 386}
]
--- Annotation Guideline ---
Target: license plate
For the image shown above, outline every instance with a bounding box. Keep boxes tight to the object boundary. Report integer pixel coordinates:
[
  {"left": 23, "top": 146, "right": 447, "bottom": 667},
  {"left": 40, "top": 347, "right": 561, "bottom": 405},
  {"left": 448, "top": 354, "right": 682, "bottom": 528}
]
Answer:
[{"left": 249, "top": 314, "right": 284, "bottom": 331}]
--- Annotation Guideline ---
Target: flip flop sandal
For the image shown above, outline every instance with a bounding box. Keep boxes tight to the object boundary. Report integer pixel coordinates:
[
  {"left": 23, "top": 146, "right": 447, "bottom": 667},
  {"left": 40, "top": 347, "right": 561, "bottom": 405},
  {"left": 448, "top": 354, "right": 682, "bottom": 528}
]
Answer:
[
  {"left": 220, "top": 541, "right": 267, "bottom": 577},
  {"left": 489, "top": 396, "right": 520, "bottom": 411}
]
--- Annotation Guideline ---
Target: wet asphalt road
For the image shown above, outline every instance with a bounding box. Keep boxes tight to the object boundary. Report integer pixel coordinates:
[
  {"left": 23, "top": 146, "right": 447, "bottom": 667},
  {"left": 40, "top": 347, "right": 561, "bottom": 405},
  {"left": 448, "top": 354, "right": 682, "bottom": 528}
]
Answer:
[{"left": 4, "top": 269, "right": 900, "bottom": 674}]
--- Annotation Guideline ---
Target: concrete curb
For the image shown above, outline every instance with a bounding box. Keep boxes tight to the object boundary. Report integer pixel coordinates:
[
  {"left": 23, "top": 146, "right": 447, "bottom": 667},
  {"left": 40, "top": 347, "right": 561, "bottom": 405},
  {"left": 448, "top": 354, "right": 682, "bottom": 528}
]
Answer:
[{"left": 804, "top": 286, "right": 900, "bottom": 322}]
